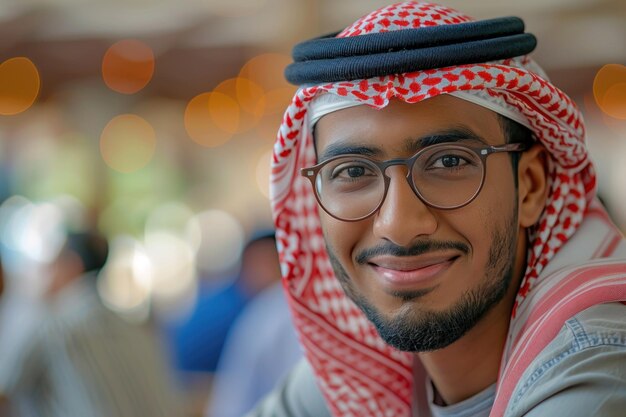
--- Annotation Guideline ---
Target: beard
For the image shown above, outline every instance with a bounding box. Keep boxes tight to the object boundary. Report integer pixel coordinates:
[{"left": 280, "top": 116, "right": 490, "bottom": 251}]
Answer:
[{"left": 326, "top": 209, "right": 519, "bottom": 352}]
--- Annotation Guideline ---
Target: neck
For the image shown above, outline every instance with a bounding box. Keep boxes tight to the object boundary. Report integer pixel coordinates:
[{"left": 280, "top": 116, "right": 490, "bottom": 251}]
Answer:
[
  {"left": 416, "top": 231, "right": 527, "bottom": 405},
  {"left": 417, "top": 293, "right": 513, "bottom": 405}
]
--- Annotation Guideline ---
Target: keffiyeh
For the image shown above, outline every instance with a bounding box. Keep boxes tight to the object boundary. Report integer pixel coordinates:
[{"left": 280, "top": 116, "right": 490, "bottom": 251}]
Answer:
[{"left": 269, "top": 2, "right": 626, "bottom": 416}]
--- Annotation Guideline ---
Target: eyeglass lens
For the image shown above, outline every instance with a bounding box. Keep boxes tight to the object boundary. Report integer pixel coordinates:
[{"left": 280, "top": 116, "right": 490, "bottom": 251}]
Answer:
[{"left": 314, "top": 145, "right": 485, "bottom": 220}]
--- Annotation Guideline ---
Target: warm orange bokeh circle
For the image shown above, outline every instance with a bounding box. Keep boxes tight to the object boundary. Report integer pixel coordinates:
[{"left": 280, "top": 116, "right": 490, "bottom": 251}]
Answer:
[
  {"left": 100, "top": 114, "right": 156, "bottom": 172},
  {"left": 0, "top": 57, "right": 40, "bottom": 115},
  {"left": 102, "top": 40, "right": 155, "bottom": 94},
  {"left": 184, "top": 92, "right": 238, "bottom": 147},
  {"left": 593, "top": 64, "right": 626, "bottom": 120}
]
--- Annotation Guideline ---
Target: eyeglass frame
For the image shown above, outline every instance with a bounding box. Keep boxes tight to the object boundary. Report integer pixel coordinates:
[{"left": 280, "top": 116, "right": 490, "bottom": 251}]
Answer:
[{"left": 300, "top": 141, "right": 530, "bottom": 222}]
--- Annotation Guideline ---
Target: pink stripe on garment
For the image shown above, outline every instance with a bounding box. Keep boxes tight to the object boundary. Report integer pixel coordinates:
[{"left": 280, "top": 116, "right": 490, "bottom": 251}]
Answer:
[
  {"left": 490, "top": 270, "right": 626, "bottom": 416},
  {"left": 599, "top": 233, "right": 623, "bottom": 258},
  {"left": 509, "top": 263, "right": 626, "bottom": 369}
]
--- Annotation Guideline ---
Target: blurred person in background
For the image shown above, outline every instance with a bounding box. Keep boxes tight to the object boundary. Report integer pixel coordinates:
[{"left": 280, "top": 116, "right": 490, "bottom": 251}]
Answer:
[
  {"left": 0, "top": 230, "right": 183, "bottom": 417},
  {"left": 163, "top": 232, "right": 294, "bottom": 414},
  {"left": 206, "top": 233, "right": 302, "bottom": 417}
]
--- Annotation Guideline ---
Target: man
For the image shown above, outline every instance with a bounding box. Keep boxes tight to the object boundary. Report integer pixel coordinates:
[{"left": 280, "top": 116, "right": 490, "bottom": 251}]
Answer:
[
  {"left": 0, "top": 231, "right": 183, "bottom": 417},
  {"left": 250, "top": 2, "right": 626, "bottom": 416}
]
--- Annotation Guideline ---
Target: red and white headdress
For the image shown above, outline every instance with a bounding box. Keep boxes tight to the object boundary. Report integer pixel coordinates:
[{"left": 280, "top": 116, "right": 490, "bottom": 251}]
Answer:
[{"left": 270, "top": 2, "right": 625, "bottom": 416}]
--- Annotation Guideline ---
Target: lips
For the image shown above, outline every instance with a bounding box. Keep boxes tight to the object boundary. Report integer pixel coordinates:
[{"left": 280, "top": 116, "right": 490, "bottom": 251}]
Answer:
[{"left": 367, "top": 253, "right": 459, "bottom": 290}]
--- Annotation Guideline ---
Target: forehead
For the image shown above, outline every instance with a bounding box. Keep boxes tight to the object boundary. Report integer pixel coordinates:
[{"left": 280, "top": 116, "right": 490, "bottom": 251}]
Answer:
[{"left": 314, "top": 94, "right": 504, "bottom": 156}]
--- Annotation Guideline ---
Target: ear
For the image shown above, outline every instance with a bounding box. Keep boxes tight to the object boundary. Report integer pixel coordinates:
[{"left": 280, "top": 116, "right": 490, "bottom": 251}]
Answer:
[{"left": 517, "top": 143, "right": 549, "bottom": 228}]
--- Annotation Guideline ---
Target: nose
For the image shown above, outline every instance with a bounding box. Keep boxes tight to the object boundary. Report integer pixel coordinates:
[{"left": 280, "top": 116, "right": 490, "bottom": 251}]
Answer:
[{"left": 372, "top": 165, "right": 438, "bottom": 246}]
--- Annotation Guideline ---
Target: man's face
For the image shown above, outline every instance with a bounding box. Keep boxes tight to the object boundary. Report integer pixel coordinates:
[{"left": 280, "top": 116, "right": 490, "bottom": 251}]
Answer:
[{"left": 314, "top": 95, "right": 524, "bottom": 352}]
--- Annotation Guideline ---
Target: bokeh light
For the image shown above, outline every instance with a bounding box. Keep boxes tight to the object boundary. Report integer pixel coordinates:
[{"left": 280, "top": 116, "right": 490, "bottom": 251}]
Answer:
[
  {"left": 207, "top": 90, "right": 242, "bottom": 134},
  {"left": 213, "top": 77, "right": 265, "bottom": 133},
  {"left": 184, "top": 92, "right": 238, "bottom": 147},
  {"left": 234, "top": 78, "right": 266, "bottom": 122},
  {"left": 192, "top": 210, "right": 245, "bottom": 274},
  {"left": 238, "top": 53, "right": 292, "bottom": 91},
  {"left": 184, "top": 64, "right": 291, "bottom": 146},
  {"left": 584, "top": 92, "right": 626, "bottom": 136},
  {"left": 253, "top": 112, "right": 282, "bottom": 146},
  {"left": 143, "top": 231, "right": 197, "bottom": 310},
  {"left": 0, "top": 198, "right": 71, "bottom": 298},
  {"left": 3, "top": 201, "right": 66, "bottom": 264},
  {"left": 0, "top": 195, "right": 31, "bottom": 242},
  {"left": 255, "top": 150, "right": 272, "bottom": 199},
  {"left": 97, "top": 236, "right": 152, "bottom": 322},
  {"left": 143, "top": 204, "right": 199, "bottom": 311},
  {"left": 593, "top": 64, "right": 626, "bottom": 120},
  {"left": 100, "top": 114, "right": 156, "bottom": 173},
  {"left": 102, "top": 39, "right": 155, "bottom": 94},
  {"left": 0, "top": 57, "right": 40, "bottom": 116},
  {"left": 261, "top": 86, "right": 297, "bottom": 116},
  {"left": 601, "top": 84, "right": 626, "bottom": 120},
  {"left": 239, "top": 53, "right": 296, "bottom": 116}
]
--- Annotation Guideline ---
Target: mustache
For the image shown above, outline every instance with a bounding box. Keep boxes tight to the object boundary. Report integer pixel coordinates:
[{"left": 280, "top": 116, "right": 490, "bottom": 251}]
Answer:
[{"left": 355, "top": 240, "right": 469, "bottom": 265}]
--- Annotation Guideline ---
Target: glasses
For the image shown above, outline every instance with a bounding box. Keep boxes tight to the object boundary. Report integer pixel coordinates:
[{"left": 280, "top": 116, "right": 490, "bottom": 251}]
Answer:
[{"left": 301, "top": 142, "right": 528, "bottom": 222}]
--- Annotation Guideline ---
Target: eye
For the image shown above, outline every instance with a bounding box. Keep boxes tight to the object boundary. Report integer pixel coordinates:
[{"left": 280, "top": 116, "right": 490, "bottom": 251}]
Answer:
[
  {"left": 332, "top": 164, "right": 374, "bottom": 179},
  {"left": 433, "top": 155, "right": 467, "bottom": 168},
  {"left": 326, "top": 159, "right": 379, "bottom": 181},
  {"left": 423, "top": 149, "right": 477, "bottom": 170},
  {"left": 345, "top": 166, "right": 366, "bottom": 177}
]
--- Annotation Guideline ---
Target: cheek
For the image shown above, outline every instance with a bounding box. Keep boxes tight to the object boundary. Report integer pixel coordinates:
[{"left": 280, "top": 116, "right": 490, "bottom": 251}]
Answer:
[
  {"left": 453, "top": 167, "right": 516, "bottom": 267},
  {"left": 319, "top": 214, "right": 365, "bottom": 263},
  {"left": 483, "top": 158, "right": 518, "bottom": 214},
  {"left": 442, "top": 207, "right": 491, "bottom": 289}
]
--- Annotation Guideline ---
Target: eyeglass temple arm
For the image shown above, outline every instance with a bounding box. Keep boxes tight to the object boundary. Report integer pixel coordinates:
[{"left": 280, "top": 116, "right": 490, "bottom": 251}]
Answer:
[{"left": 481, "top": 142, "right": 529, "bottom": 156}]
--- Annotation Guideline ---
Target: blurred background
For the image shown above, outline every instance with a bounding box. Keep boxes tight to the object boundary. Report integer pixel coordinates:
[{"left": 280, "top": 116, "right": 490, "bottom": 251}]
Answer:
[{"left": 0, "top": 0, "right": 624, "bottom": 416}]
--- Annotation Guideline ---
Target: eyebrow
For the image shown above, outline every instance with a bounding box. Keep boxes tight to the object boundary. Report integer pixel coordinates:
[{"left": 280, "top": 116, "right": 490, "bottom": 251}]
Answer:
[
  {"left": 409, "top": 127, "right": 487, "bottom": 151},
  {"left": 319, "top": 127, "right": 488, "bottom": 161}
]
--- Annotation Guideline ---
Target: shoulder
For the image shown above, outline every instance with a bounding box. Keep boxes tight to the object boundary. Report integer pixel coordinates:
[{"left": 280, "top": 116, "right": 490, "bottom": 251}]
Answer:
[{"left": 506, "top": 302, "right": 626, "bottom": 417}]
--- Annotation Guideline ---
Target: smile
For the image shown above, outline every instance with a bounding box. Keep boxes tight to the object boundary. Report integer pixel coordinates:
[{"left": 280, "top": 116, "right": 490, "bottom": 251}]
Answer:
[{"left": 368, "top": 254, "right": 460, "bottom": 291}]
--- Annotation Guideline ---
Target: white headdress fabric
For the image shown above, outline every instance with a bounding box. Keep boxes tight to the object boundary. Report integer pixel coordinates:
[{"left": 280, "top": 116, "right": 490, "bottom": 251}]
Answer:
[{"left": 308, "top": 90, "right": 533, "bottom": 131}]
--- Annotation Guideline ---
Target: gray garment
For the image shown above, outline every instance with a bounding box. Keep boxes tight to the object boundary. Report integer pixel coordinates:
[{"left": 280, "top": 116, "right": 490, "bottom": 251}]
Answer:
[
  {"left": 504, "top": 302, "right": 626, "bottom": 417},
  {"left": 247, "top": 302, "right": 626, "bottom": 417},
  {"left": 249, "top": 359, "right": 331, "bottom": 417},
  {"left": 427, "top": 382, "right": 494, "bottom": 417},
  {"left": 0, "top": 278, "right": 183, "bottom": 417}
]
